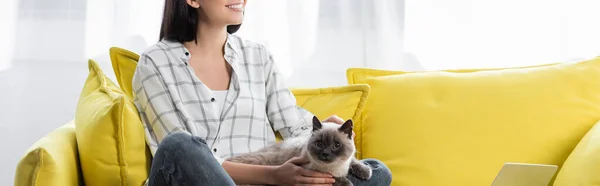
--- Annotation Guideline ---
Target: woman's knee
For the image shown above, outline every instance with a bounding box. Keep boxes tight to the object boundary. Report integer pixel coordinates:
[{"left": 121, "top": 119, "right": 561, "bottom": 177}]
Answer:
[
  {"left": 150, "top": 133, "right": 235, "bottom": 185},
  {"left": 363, "top": 158, "right": 392, "bottom": 185},
  {"left": 155, "top": 132, "right": 210, "bottom": 159}
]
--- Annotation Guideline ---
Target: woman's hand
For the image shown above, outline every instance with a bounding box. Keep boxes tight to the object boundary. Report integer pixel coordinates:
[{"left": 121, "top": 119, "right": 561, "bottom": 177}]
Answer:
[
  {"left": 323, "top": 115, "right": 356, "bottom": 139},
  {"left": 270, "top": 156, "right": 336, "bottom": 186}
]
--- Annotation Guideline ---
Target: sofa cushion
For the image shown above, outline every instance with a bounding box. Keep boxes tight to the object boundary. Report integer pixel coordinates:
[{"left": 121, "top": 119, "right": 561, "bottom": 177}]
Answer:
[
  {"left": 108, "top": 46, "right": 372, "bottom": 147},
  {"left": 75, "top": 60, "right": 151, "bottom": 186},
  {"left": 109, "top": 47, "right": 140, "bottom": 100},
  {"left": 291, "top": 84, "right": 370, "bottom": 150},
  {"left": 14, "top": 122, "right": 82, "bottom": 186},
  {"left": 554, "top": 120, "right": 600, "bottom": 185},
  {"left": 347, "top": 58, "right": 600, "bottom": 186},
  {"left": 346, "top": 63, "right": 556, "bottom": 84}
]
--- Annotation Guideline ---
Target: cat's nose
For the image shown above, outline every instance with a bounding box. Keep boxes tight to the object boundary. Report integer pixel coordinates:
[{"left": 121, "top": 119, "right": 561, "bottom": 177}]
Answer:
[{"left": 321, "top": 152, "right": 330, "bottom": 158}]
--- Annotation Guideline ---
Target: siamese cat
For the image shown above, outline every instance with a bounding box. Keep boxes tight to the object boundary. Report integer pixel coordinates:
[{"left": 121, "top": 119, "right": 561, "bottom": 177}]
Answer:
[{"left": 226, "top": 116, "right": 372, "bottom": 186}]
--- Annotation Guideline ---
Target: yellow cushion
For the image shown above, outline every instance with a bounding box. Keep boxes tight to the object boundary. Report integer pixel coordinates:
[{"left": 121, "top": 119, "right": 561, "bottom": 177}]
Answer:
[
  {"left": 75, "top": 60, "right": 151, "bottom": 186},
  {"left": 291, "top": 84, "right": 370, "bottom": 151},
  {"left": 14, "top": 122, "right": 82, "bottom": 186},
  {"left": 107, "top": 46, "right": 372, "bottom": 149},
  {"left": 347, "top": 58, "right": 600, "bottom": 186},
  {"left": 346, "top": 63, "right": 556, "bottom": 84},
  {"left": 109, "top": 47, "right": 140, "bottom": 100},
  {"left": 554, "top": 120, "right": 600, "bottom": 186}
]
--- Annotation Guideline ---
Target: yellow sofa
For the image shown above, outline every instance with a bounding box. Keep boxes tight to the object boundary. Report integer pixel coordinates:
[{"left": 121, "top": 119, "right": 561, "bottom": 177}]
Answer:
[{"left": 15, "top": 47, "right": 600, "bottom": 186}]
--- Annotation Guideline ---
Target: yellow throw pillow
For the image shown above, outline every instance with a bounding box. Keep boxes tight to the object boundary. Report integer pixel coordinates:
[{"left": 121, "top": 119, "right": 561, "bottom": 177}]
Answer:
[
  {"left": 346, "top": 63, "right": 556, "bottom": 84},
  {"left": 14, "top": 122, "right": 82, "bottom": 186},
  {"left": 347, "top": 58, "right": 600, "bottom": 186},
  {"left": 291, "top": 84, "right": 370, "bottom": 152},
  {"left": 554, "top": 120, "right": 600, "bottom": 186},
  {"left": 109, "top": 47, "right": 140, "bottom": 100},
  {"left": 75, "top": 60, "right": 151, "bottom": 186}
]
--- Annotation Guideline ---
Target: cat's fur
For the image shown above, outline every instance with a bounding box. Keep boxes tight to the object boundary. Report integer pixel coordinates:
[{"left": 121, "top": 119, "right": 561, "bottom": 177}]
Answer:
[{"left": 226, "top": 116, "right": 372, "bottom": 186}]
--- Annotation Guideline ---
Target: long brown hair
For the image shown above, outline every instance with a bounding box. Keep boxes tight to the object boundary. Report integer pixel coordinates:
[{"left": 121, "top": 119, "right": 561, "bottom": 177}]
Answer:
[{"left": 159, "top": 0, "right": 242, "bottom": 42}]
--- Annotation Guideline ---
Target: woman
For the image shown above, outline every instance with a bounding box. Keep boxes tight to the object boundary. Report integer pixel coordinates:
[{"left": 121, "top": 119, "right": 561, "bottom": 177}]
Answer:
[{"left": 132, "top": 0, "right": 392, "bottom": 185}]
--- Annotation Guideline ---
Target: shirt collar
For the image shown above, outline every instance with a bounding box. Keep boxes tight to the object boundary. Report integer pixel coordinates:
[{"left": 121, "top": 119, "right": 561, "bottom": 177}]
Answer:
[
  {"left": 224, "top": 34, "right": 241, "bottom": 64},
  {"left": 160, "top": 33, "right": 241, "bottom": 65}
]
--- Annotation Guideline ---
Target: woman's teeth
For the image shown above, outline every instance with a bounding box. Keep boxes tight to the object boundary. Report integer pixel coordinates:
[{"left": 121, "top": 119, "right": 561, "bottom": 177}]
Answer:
[{"left": 226, "top": 4, "right": 243, "bottom": 11}]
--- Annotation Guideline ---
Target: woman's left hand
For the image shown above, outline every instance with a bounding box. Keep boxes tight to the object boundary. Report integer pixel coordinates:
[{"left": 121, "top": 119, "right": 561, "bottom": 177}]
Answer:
[{"left": 323, "top": 115, "right": 356, "bottom": 139}]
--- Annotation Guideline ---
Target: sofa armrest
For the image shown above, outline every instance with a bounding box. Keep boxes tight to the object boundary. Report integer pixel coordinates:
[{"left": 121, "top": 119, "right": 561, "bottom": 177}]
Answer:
[{"left": 15, "top": 121, "right": 83, "bottom": 186}]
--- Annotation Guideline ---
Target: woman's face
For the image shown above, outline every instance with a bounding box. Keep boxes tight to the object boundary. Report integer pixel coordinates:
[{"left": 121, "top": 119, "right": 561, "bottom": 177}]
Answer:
[{"left": 187, "top": 0, "right": 246, "bottom": 26}]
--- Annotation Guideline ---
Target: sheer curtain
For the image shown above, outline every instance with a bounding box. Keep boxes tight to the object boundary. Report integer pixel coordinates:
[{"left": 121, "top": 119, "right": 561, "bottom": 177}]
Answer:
[
  {"left": 0, "top": 0, "right": 18, "bottom": 71},
  {"left": 9, "top": 0, "right": 600, "bottom": 82},
  {"left": 237, "top": 0, "right": 405, "bottom": 87},
  {"left": 82, "top": 0, "right": 405, "bottom": 87},
  {"left": 405, "top": 0, "right": 600, "bottom": 70},
  {"left": 6, "top": 1, "right": 600, "bottom": 183}
]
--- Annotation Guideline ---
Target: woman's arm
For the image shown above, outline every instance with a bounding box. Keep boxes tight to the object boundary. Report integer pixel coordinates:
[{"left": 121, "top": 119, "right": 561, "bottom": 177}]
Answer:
[
  {"left": 133, "top": 54, "right": 191, "bottom": 155},
  {"left": 134, "top": 60, "right": 274, "bottom": 184},
  {"left": 259, "top": 45, "right": 355, "bottom": 140},
  {"left": 223, "top": 157, "right": 336, "bottom": 185},
  {"left": 134, "top": 53, "right": 333, "bottom": 185},
  {"left": 133, "top": 54, "right": 233, "bottom": 164},
  {"left": 222, "top": 161, "right": 276, "bottom": 184},
  {"left": 261, "top": 46, "right": 313, "bottom": 139}
]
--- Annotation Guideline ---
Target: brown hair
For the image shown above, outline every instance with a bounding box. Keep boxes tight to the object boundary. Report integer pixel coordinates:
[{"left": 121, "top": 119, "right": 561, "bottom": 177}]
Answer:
[{"left": 159, "top": 0, "right": 242, "bottom": 42}]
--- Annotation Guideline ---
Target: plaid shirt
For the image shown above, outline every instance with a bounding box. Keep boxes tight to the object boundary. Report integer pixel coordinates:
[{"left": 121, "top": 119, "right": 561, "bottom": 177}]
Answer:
[{"left": 132, "top": 34, "right": 313, "bottom": 164}]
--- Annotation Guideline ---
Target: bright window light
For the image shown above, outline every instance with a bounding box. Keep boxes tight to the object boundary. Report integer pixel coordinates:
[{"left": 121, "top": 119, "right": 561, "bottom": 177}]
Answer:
[
  {"left": 0, "top": 0, "right": 18, "bottom": 71},
  {"left": 405, "top": 0, "right": 600, "bottom": 70}
]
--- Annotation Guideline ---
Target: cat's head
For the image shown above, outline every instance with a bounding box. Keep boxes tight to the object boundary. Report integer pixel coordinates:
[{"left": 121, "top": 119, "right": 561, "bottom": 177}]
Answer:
[{"left": 307, "top": 116, "right": 356, "bottom": 164}]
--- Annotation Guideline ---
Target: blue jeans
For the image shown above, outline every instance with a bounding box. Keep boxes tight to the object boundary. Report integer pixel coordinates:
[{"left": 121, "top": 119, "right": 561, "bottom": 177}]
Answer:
[{"left": 148, "top": 132, "right": 392, "bottom": 186}]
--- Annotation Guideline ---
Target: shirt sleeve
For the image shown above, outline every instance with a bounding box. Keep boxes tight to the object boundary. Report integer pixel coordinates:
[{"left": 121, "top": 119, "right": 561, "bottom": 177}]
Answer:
[
  {"left": 133, "top": 53, "right": 226, "bottom": 165},
  {"left": 133, "top": 53, "right": 191, "bottom": 156},
  {"left": 262, "top": 45, "right": 314, "bottom": 139}
]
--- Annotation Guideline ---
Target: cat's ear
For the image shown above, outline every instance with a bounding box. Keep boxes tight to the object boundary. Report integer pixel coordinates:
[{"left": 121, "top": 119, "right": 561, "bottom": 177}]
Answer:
[
  {"left": 312, "top": 116, "right": 322, "bottom": 132},
  {"left": 338, "top": 119, "right": 354, "bottom": 139}
]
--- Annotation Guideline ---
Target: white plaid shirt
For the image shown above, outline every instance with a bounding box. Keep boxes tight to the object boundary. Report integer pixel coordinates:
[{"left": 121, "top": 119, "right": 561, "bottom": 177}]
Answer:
[{"left": 132, "top": 34, "right": 313, "bottom": 164}]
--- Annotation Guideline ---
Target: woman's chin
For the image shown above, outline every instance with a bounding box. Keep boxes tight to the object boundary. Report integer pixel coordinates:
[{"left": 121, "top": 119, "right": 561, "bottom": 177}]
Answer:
[{"left": 227, "top": 19, "right": 244, "bottom": 26}]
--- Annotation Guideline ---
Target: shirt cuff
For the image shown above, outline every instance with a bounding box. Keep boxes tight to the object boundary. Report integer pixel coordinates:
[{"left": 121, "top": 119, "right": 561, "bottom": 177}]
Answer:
[{"left": 279, "top": 112, "right": 314, "bottom": 139}]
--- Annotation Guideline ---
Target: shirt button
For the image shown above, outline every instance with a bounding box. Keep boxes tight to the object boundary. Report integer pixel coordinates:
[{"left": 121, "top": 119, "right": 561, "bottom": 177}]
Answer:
[
  {"left": 211, "top": 98, "right": 215, "bottom": 102},
  {"left": 185, "top": 52, "right": 189, "bottom": 56},
  {"left": 213, "top": 148, "right": 217, "bottom": 152}
]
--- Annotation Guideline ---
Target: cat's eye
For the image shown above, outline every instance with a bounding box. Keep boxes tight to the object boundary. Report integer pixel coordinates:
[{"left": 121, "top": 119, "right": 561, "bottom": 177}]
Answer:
[
  {"left": 315, "top": 141, "right": 323, "bottom": 148},
  {"left": 334, "top": 142, "right": 341, "bottom": 149}
]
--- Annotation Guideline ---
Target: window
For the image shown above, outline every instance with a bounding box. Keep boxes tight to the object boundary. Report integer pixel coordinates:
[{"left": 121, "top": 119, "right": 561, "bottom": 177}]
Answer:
[{"left": 405, "top": 0, "right": 600, "bottom": 70}]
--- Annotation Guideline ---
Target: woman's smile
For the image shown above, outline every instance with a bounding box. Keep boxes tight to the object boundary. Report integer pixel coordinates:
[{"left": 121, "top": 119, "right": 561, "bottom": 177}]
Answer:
[{"left": 225, "top": 2, "right": 244, "bottom": 12}]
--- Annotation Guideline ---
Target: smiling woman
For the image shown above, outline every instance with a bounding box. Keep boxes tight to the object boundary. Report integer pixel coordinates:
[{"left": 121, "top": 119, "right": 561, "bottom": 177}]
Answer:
[
  {"left": 158, "top": 0, "right": 244, "bottom": 43},
  {"left": 131, "top": 0, "right": 393, "bottom": 186},
  {"left": 225, "top": 3, "right": 244, "bottom": 11}
]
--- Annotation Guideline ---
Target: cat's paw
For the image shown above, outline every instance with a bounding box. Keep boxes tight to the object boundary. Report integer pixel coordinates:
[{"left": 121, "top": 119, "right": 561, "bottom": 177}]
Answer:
[
  {"left": 355, "top": 166, "right": 372, "bottom": 180},
  {"left": 350, "top": 160, "right": 372, "bottom": 180},
  {"left": 333, "top": 177, "right": 353, "bottom": 186}
]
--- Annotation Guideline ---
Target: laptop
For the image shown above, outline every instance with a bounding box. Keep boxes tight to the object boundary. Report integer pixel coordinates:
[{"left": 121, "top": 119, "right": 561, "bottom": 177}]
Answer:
[{"left": 491, "top": 162, "right": 558, "bottom": 186}]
